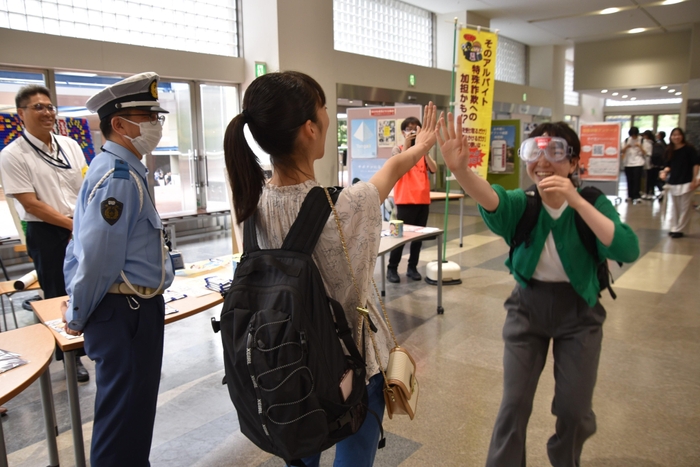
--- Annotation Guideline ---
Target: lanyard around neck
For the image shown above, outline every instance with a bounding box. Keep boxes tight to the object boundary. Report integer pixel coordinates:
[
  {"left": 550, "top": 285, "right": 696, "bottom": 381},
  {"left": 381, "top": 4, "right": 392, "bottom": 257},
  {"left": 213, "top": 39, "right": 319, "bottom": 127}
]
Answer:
[{"left": 22, "top": 133, "right": 71, "bottom": 170}]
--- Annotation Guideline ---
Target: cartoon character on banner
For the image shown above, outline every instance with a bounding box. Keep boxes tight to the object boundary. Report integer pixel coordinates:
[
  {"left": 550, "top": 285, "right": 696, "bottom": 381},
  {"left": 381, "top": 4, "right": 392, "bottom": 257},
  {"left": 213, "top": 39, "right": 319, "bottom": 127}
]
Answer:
[{"left": 462, "top": 34, "right": 483, "bottom": 62}]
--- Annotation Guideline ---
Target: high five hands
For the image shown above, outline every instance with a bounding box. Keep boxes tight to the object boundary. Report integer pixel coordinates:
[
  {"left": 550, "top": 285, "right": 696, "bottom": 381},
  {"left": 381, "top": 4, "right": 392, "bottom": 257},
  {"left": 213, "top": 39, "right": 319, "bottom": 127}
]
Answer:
[
  {"left": 435, "top": 112, "right": 468, "bottom": 174},
  {"left": 414, "top": 102, "right": 440, "bottom": 150}
]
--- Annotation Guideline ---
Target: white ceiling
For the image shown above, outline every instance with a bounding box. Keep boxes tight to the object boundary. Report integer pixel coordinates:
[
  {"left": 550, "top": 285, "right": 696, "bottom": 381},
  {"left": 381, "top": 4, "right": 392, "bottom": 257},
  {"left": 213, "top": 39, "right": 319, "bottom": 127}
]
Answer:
[
  {"left": 405, "top": 0, "right": 700, "bottom": 46},
  {"left": 404, "top": 0, "right": 700, "bottom": 102}
]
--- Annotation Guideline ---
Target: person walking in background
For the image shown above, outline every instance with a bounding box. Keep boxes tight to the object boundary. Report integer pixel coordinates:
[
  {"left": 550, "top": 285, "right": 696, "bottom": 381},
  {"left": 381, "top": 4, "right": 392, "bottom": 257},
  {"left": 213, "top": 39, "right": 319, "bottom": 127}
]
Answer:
[
  {"left": 659, "top": 127, "right": 699, "bottom": 238},
  {"left": 62, "top": 72, "right": 175, "bottom": 466},
  {"left": 622, "top": 126, "right": 646, "bottom": 204},
  {"left": 640, "top": 130, "right": 655, "bottom": 200},
  {"left": 386, "top": 117, "right": 437, "bottom": 283},
  {"left": 224, "top": 71, "right": 438, "bottom": 466},
  {"left": 656, "top": 130, "right": 667, "bottom": 149},
  {"left": 644, "top": 130, "right": 666, "bottom": 200},
  {"left": 0, "top": 84, "right": 89, "bottom": 382},
  {"left": 435, "top": 115, "right": 639, "bottom": 467}
]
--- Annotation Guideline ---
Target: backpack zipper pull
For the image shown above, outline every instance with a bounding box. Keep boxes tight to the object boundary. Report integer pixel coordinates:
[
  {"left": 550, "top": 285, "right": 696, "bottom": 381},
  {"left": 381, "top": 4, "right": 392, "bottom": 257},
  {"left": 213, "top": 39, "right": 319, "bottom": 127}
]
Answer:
[{"left": 300, "top": 331, "right": 308, "bottom": 353}]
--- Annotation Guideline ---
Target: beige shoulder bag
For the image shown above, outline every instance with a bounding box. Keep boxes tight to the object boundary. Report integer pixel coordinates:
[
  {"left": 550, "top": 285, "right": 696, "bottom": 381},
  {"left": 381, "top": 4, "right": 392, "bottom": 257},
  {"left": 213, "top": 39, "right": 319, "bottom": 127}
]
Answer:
[{"left": 324, "top": 188, "right": 419, "bottom": 420}]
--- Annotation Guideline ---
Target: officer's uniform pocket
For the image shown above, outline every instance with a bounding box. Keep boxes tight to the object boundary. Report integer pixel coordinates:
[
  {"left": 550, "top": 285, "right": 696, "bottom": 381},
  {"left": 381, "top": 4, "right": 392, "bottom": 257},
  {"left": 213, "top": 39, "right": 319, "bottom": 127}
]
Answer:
[{"left": 145, "top": 210, "right": 163, "bottom": 264}]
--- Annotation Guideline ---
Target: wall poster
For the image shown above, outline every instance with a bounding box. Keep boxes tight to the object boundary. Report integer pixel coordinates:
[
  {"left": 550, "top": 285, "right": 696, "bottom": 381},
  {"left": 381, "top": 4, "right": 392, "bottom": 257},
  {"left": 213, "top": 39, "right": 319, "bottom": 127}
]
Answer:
[{"left": 578, "top": 122, "right": 621, "bottom": 181}]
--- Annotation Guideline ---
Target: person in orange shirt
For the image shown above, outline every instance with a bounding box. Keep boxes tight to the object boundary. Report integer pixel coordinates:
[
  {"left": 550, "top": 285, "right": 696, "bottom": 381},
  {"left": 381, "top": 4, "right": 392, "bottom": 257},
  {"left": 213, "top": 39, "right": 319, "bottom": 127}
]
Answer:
[{"left": 387, "top": 117, "right": 437, "bottom": 283}]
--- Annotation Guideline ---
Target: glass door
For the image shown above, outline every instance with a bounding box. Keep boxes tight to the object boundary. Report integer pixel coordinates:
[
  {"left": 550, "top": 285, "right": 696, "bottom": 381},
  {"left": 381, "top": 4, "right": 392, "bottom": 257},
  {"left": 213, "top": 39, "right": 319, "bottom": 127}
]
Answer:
[
  {"left": 150, "top": 80, "right": 198, "bottom": 215},
  {"left": 632, "top": 115, "right": 654, "bottom": 133},
  {"left": 657, "top": 114, "right": 679, "bottom": 142},
  {"left": 198, "top": 84, "right": 239, "bottom": 212}
]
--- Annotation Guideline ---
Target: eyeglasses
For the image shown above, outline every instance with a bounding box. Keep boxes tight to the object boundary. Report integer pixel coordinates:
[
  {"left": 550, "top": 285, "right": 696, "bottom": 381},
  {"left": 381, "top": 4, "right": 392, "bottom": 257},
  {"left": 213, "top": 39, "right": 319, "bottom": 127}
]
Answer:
[
  {"left": 121, "top": 113, "right": 166, "bottom": 126},
  {"left": 21, "top": 103, "right": 57, "bottom": 113},
  {"left": 518, "top": 136, "right": 573, "bottom": 163}
]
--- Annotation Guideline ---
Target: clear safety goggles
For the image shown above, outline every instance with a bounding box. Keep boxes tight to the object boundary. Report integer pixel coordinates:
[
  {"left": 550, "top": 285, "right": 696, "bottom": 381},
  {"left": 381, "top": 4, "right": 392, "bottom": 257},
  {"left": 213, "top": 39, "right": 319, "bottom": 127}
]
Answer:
[{"left": 518, "top": 136, "right": 573, "bottom": 163}]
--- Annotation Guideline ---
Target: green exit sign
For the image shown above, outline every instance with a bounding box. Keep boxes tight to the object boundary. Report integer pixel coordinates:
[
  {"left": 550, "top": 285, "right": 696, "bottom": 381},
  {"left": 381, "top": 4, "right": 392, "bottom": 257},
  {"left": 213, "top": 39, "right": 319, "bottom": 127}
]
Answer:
[
  {"left": 255, "top": 62, "right": 267, "bottom": 77},
  {"left": 409, "top": 74, "right": 416, "bottom": 87}
]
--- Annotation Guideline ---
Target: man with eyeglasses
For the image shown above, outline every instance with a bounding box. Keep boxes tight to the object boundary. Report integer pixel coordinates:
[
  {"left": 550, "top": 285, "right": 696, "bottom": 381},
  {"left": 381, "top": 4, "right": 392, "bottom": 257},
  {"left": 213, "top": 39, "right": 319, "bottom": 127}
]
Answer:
[
  {"left": 61, "top": 71, "right": 174, "bottom": 466},
  {"left": 0, "top": 84, "right": 90, "bottom": 382}
]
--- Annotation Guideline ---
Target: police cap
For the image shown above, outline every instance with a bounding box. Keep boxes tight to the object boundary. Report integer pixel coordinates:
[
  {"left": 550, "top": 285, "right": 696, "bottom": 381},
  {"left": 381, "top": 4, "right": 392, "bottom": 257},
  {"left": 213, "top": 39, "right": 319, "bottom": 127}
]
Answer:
[{"left": 86, "top": 71, "right": 169, "bottom": 120}]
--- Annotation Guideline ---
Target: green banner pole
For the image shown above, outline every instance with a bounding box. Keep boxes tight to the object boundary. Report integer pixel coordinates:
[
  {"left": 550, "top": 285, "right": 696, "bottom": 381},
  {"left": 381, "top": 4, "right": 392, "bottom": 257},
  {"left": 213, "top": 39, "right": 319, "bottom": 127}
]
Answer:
[{"left": 442, "top": 18, "right": 459, "bottom": 262}]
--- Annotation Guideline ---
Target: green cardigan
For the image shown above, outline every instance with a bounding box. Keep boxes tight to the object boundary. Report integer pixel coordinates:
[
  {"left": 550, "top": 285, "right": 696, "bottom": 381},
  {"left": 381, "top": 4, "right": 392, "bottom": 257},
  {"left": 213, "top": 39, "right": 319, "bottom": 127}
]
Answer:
[{"left": 479, "top": 185, "right": 640, "bottom": 306}]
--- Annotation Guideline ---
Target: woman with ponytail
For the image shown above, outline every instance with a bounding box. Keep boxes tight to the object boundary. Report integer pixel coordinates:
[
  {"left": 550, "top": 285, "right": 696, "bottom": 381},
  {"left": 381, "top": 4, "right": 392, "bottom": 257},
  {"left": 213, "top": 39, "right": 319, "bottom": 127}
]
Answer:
[{"left": 224, "top": 71, "right": 438, "bottom": 467}]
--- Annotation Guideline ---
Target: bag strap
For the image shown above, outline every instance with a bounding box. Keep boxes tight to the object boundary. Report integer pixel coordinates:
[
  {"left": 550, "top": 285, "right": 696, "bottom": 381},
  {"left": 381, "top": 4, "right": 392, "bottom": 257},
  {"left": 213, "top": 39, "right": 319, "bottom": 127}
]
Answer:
[
  {"left": 575, "top": 186, "right": 604, "bottom": 261},
  {"left": 243, "top": 186, "right": 342, "bottom": 255},
  {"left": 576, "top": 186, "right": 621, "bottom": 300},
  {"left": 323, "top": 188, "right": 395, "bottom": 383},
  {"left": 509, "top": 184, "right": 540, "bottom": 266}
]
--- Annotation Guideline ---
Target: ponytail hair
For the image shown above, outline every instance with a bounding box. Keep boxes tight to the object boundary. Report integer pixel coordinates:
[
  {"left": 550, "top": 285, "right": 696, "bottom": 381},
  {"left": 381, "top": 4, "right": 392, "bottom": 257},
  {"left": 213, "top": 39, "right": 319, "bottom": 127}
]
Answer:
[
  {"left": 224, "top": 71, "right": 326, "bottom": 223},
  {"left": 224, "top": 114, "right": 265, "bottom": 223}
]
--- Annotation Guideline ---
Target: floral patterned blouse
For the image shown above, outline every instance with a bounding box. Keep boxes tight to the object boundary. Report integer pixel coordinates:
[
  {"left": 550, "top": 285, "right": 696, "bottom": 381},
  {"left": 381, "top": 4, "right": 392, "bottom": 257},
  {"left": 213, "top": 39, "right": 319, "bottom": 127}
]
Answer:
[{"left": 255, "top": 179, "right": 392, "bottom": 382}]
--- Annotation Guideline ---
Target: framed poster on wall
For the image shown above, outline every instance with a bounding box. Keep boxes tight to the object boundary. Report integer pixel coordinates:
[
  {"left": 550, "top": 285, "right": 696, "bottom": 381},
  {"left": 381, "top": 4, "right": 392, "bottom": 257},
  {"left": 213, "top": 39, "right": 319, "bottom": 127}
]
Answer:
[
  {"left": 346, "top": 105, "right": 422, "bottom": 183},
  {"left": 579, "top": 122, "right": 621, "bottom": 182}
]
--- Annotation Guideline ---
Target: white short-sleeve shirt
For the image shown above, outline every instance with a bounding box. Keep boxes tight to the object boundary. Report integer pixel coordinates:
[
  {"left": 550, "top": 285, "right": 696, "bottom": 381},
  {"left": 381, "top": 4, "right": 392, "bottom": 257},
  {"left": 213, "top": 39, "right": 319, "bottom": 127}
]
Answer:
[{"left": 0, "top": 131, "right": 86, "bottom": 222}]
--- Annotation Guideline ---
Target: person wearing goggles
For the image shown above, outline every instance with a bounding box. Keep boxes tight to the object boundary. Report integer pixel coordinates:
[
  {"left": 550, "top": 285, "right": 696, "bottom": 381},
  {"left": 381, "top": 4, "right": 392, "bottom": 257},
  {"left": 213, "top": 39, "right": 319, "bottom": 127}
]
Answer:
[
  {"left": 518, "top": 136, "right": 574, "bottom": 163},
  {"left": 435, "top": 116, "right": 639, "bottom": 467}
]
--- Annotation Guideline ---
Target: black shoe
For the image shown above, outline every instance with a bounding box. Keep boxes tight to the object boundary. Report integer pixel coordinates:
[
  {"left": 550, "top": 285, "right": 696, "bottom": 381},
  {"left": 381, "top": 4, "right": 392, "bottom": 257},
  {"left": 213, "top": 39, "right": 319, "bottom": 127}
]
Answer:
[
  {"left": 670, "top": 232, "right": 684, "bottom": 238},
  {"left": 76, "top": 358, "right": 89, "bottom": 383},
  {"left": 406, "top": 267, "right": 422, "bottom": 281},
  {"left": 387, "top": 268, "right": 400, "bottom": 283}
]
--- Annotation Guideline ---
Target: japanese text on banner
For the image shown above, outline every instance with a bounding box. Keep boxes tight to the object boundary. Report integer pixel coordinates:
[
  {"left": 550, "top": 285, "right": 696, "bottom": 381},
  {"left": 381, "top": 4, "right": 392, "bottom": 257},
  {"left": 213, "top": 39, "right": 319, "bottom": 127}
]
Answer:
[{"left": 457, "top": 28, "right": 498, "bottom": 180}]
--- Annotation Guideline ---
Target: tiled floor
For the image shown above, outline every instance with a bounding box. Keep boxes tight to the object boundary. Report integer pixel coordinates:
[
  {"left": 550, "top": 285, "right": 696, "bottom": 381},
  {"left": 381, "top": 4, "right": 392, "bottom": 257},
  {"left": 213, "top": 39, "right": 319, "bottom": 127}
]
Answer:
[{"left": 2, "top": 190, "right": 700, "bottom": 467}]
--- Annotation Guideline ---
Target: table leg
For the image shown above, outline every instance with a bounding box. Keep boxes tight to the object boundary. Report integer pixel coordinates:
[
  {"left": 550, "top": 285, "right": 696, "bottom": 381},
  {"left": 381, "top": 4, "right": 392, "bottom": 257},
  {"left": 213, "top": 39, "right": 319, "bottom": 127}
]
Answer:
[
  {"left": 459, "top": 197, "right": 464, "bottom": 248},
  {"left": 39, "top": 369, "right": 59, "bottom": 466},
  {"left": 0, "top": 416, "right": 7, "bottom": 467},
  {"left": 64, "top": 350, "right": 86, "bottom": 467},
  {"left": 437, "top": 232, "right": 444, "bottom": 315},
  {"left": 1, "top": 299, "right": 7, "bottom": 332},
  {"left": 380, "top": 254, "right": 386, "bottom": 297}
]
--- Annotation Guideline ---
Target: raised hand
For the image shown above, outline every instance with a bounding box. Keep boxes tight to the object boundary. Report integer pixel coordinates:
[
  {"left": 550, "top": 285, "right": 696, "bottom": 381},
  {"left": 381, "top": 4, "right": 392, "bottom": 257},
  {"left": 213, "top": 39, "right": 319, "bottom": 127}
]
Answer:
[
  {"left": 415, "top": 102, "right": 438, "bottom": 150},
  {"left": 436, "top": 112, "right": 468, "bottom": 173}
]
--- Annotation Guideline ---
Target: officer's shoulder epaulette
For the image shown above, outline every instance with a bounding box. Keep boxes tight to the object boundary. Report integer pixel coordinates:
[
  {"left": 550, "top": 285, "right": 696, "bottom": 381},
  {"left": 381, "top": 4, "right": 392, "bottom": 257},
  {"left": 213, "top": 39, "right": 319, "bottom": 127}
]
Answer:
[{"left": 113, "top": 159, "right": 130, "bottom": 180}]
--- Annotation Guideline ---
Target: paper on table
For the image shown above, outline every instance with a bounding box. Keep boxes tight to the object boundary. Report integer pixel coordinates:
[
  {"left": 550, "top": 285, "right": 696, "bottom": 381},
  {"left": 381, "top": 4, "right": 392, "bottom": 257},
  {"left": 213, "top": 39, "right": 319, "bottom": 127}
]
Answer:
[
  {"left": 45, "top": 319, "right": 81, "bottom": 340},
  {"left": 0, "top": 348, "right": 28, "bottom": 373},
  {"left": 14, "top": 270, "right": 38, "bottom": 290}
]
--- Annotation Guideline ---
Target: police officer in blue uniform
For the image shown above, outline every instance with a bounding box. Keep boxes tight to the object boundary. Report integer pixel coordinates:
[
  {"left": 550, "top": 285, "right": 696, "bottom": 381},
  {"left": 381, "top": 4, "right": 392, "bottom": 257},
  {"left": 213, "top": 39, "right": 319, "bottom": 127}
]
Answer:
[{"left": 62, "top": 72, "right": 174, "bottom": 467}]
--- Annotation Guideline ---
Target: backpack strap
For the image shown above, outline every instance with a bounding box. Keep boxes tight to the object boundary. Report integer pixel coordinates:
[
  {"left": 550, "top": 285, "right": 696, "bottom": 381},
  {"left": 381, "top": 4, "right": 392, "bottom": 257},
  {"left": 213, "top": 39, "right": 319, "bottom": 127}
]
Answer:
[
  {"left": 575, "top": 186, "right": 621, "bottom": 300},
  {"left": 574, "top": 186, "right": 604, "bottom": 261},
  {"left": 242, "top": 186, "right": 343, "bottom": 255},
  {"left": 282, "top": 186, "right": 343, "bottom": 255},
  {"left": 509, "top": 184, "right": 540, "bottom": 266},
  {"left": 243, "top": 213, "right": 261, "bottom": 254}
]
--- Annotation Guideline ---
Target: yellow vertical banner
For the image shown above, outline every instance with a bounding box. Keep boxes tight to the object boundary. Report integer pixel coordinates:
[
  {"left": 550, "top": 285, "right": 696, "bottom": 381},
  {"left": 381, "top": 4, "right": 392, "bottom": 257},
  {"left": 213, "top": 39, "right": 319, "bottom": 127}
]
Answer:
[{"left": 457, "top": 28, "right": 498, "bottom": 179}]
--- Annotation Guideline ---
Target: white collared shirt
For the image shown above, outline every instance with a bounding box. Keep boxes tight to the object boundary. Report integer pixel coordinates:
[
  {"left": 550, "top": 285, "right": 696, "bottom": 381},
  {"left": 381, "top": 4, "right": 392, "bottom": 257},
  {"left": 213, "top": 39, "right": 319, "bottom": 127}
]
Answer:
[{"left": 0, "top": 130, "right": 86, "bottom": 222}]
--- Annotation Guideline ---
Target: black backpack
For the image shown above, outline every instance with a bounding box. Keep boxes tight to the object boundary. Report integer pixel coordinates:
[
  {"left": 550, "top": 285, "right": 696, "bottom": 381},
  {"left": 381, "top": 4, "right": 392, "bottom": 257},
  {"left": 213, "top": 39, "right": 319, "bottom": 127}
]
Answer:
[
  {"left": 650, "top": 142, "right": 666, "bottom": 167},
  {"left": 509, "top": 185, "right": 621, "bottom": 300},
  {"left": 211, "top": 186, "right": 372, "bottom": 466}
]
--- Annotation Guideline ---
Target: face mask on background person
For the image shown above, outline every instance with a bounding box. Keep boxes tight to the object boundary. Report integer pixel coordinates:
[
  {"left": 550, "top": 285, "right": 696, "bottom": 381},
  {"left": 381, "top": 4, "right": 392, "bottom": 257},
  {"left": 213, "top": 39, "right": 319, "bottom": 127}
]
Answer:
[{"left": 120, "top": 117, "right": 163, "bottom": 155}]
